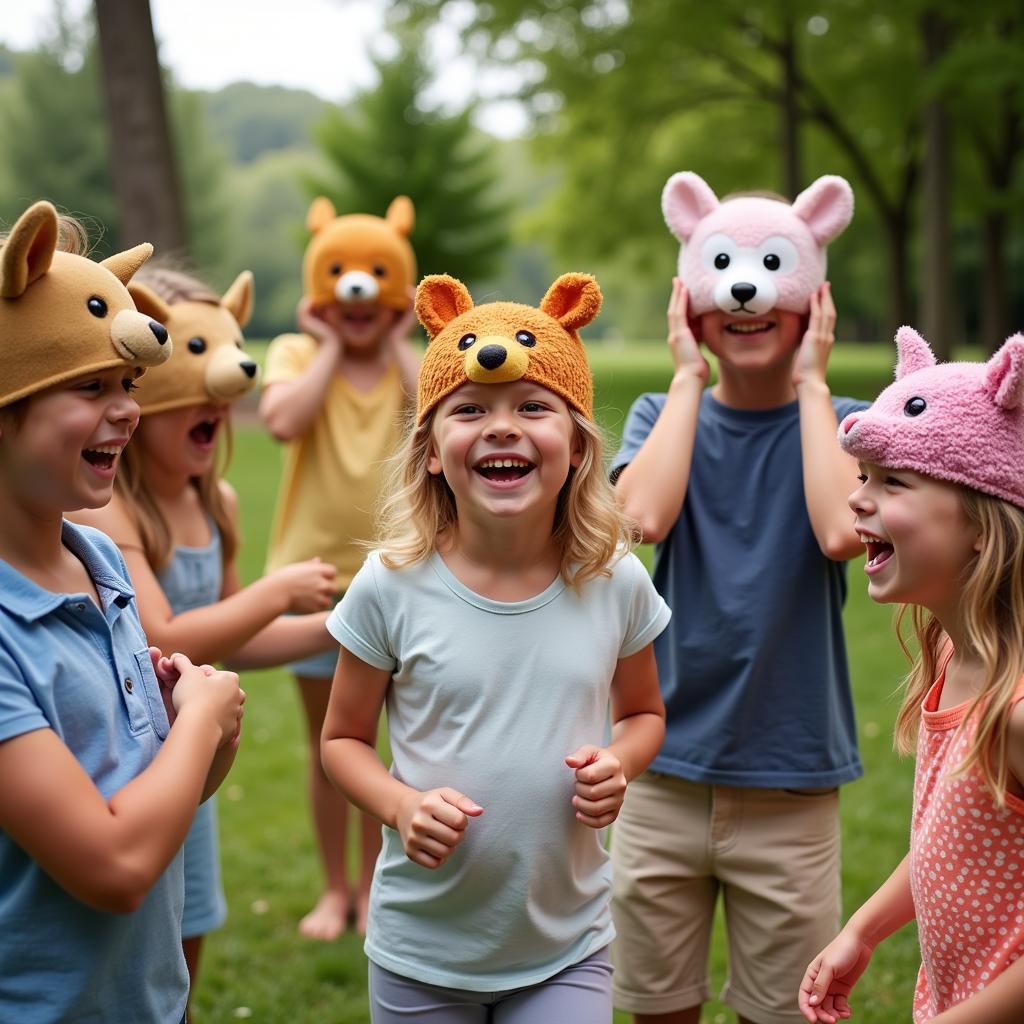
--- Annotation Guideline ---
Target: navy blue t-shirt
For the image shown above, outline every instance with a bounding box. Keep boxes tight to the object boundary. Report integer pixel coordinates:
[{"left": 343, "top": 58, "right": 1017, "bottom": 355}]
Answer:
[{"left": 613, "top": 389, "right": 870, "bottom": 788}]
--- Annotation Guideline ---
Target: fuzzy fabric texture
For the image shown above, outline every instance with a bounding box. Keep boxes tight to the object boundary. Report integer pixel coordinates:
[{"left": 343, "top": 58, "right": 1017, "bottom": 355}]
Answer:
[
  {"left": 839, "top": 326, "right": 1024, "bottom": 508},
  {"left": 662, "top": 172, "right": 854, "bottom": 318},
  {"left": 303, "top": 196, "right": 416, "bottom": 312},
  {"left": 414, "top": 273, "right": 601, "bottom": 423},
  {"left": 129, "top": 271, "right": 259, "bottom": 414},
  {"left": 0, "top": 201, "right": 170, "bottom": 407}
]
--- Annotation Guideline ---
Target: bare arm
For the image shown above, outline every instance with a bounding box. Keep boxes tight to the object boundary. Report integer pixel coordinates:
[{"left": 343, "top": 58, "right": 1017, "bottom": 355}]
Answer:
[
  {"left": 387, "top": 290, "right": 422, "bottom": 400},
  {"left": 794, "top": 283, "right": 864, "bottom": 562},
  {"left": 931, "top": 957, "right": 1024, "bottom": 1023},
  {"left": 615, "top": 279, "right": 707, "bottom": 543}
]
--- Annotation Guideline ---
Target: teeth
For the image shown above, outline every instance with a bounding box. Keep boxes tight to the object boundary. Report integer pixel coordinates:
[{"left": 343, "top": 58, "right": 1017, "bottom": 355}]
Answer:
[
  {"left": 479, "top": 458, "right": 531, "bottom": 469},
  {"left": 85, "top": 445, "right": 121, "bottom": 455},
  {"left": 729, "top": 321, "right": 771, "bottom": 333}
]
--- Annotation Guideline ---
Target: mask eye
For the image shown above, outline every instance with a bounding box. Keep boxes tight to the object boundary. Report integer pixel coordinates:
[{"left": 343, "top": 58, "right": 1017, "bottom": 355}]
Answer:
[
  {"left": 904, "top": 396, "right": 927, "bottom": 417},
  {"left": 329, "top": 263, "right": 342, "bottom": 276},
  {"left": 457, "top": 334, "right": 476, "bottom": 351},
  {"left": 714, "top": 253, "right": 730, "bottom": 270},
  {"left": 763, "top": 253, "right": 781, "bottom": 271},
  {"left": 188, "top": 337, "right": 207, "bottom": 354},
  {"left": 515, "top": 330, "right": 536, "bottom": 348},
  {"left": 372, "top": 265, "right": 386, "bottom": 277},
  {"left": 87, "top": 296, "right": 108, "bottom": 318}
]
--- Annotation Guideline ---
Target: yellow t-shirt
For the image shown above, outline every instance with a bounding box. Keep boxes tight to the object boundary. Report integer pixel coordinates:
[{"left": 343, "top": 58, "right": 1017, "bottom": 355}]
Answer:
[{"left": 263, "top": 333, "right": 407, "bottom": 588}]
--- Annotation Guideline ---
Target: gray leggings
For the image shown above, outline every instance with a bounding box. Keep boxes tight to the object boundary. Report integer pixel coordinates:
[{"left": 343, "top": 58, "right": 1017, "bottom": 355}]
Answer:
[{"left": 368, "top": 947, "right": 612, "bottom": 1024}]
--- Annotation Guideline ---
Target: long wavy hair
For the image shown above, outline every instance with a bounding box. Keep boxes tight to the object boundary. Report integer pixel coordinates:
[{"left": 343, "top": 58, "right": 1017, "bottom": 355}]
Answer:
[
  {"left": 894, "top": 489, "right": 1024, "bottom": 808},
  {"left": 113, "top": 267, "right": 238, "bottom": 571},
  {"left": 376, "top": 404, "right": 638, "bottom": 589}
]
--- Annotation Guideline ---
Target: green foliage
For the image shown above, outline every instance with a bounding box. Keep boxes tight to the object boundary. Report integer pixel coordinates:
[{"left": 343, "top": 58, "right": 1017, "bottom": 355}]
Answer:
[{"left": 307, "top": 34, "right": 511, "bottom": 285}]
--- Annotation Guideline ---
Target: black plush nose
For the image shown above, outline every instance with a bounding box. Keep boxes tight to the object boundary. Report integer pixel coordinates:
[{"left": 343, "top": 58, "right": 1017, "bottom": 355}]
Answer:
[
  {"left": 477, "top": 344, "right": 507, "bottom": 370},
  {"left": 350, "top": 283, "right": 363, "bottom": 295},
  {"left": 241, "top": 361, "right": 257, "bottom": 378},
  {"left": 731, "top": 282, "right": 756, "bottom": 304},
  {"left": 149, "top": 320, "right": 168, "bottom": 344}
]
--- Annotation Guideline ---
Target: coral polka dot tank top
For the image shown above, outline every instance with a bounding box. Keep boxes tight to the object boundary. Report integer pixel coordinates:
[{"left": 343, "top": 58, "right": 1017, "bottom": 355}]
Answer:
[{"left": 910, "top": 648, "right": 1024, "bottom": 1022}]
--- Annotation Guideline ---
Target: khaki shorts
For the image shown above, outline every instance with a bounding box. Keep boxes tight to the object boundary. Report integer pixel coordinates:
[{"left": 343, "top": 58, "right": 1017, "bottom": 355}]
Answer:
[{"left": 611, "top": 772, "right": 841, "bottom": 1024}]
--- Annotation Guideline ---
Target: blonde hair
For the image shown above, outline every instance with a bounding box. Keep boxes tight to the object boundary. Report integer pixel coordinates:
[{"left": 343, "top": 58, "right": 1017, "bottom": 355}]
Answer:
[
  {"left": 894, "top": 489, "right": 1024, "bottom": 808},
  {"left": 376, "top": 406, "right": 638, "bottom": 589},
  {"left": 113, "top": 265, "right": 238, "bottom": 571}
]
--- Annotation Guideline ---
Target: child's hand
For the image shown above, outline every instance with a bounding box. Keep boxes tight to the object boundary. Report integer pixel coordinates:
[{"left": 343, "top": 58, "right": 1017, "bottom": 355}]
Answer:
[
  {"left": 565, "top": 745, "right": 627, "bottom": 828},
  {"left": 667, "top": 277, "right": 709, "bottom": 384},
  {"left": 296, "top": 296, "right": 344, "bottom": 350},
  {"left": 148, "top": 646, "right": 180, "bottom": 726},
  {"left": 272, "top": 557, "right": 337, "bottom": 613},
  {"left": 395, "top": 787, "right": 483, "bottom": 870},
  {"left": 798, "top": 928, "right": 874, "bottom": 1022},
  {"left": 792, "top": 282, "right": 837, "bottom": 388},
  {"left": 168, "top": 653, "right": 246, "bottom": 747},
  {"left": 387, "top": 287, "right": 418, "bottom": 344}
]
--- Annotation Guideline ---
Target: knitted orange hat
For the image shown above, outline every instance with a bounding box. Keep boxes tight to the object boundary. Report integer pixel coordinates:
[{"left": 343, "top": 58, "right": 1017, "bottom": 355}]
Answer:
[
  {"left": 414, "top": 273, "right": 601, "bottom": 423},
  {"left": 0, "top": 200, "right": 171, "bottom": 407}
]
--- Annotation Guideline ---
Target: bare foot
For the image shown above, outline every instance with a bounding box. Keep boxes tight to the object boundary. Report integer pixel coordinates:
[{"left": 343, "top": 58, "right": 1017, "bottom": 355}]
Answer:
[
  {"left": 298, "top": 890, "right": 349, "bottom": 941},
  {"left": 354, "top": 890, "right": 371, "bottom": 936}
]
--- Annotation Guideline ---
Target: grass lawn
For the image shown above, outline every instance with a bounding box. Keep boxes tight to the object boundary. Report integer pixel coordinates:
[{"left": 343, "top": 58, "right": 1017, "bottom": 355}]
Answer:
[{"left": 197, "top": 342, "right": 923, "bottom": 1022}]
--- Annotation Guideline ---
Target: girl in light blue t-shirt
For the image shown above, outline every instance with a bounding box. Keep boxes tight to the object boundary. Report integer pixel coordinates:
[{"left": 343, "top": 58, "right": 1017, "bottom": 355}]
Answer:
[{"left": 322, "top": 274, "right": 671, "bottom": 1024}]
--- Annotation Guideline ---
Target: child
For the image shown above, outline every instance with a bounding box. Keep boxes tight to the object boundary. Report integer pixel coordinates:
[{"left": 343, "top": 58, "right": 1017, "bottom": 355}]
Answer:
[
  {"left": 0, "top": 201, "right": 245, "bottom": 1023},
  {"left": 259, "top": 196, "right": 420, "bottom": 939},
  {"left": 610, "top": 173, "right": 867, "bottom": 1024},
  {"left": 71, "top": 266, "right": 338, "bottom": 1007},
  {"left": 799, "top": 327, "right": 1024, "bottom": 1024},
  {"left": 320, "top": 273, "right": 670, "bottom": 1023}
]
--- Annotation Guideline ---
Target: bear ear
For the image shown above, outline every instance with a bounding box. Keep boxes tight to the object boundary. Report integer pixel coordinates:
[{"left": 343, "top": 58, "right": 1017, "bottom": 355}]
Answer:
[
  {"left": 792, "top": 175, "right": 854, "bottom": 245},
  {"left": 984, "top": 334, "right": 1024, "bottom": 411},
  {"left": 128, "top": 281, "right": 172, "bottom": 324},
  {"left": 662, "top": 172, "right": 719, "bottom": 243},
  {"left": 307, "top": 197, "right": 336, "bottom": 234},
  {"left": 221, "top": 270, "right": 254, "bottom": 328},
  {"left": 101, "top": 243, "right": 153, "bottom": 286},
  {"left": 540, "top": 273, "right": 602, "bottom": 332},
  {"left": 1, "top": 200, "right": 59, "bottom": 298},
  {"left": 415, "top": 275, "right": 473, "bottom": 339},
  {"left": 386, "top": 196, "right": 415, "bottom": 237},
  {"left": 894, "top": 325, "right": 937, "bottom": 380}
]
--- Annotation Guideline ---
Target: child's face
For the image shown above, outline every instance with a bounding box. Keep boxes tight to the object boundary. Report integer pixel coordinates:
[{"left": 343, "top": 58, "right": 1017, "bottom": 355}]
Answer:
[
  {"left": 133, "top": 402, "right": 229, "bottom": 480},
  {"left": 427, "top": 380, "right": 582, "bottom": 526},
  {"left": 698, "top": 308, "right": 804, "bottom": 376},
  {"left": 318, "top": 301, "right": 398, "bottom": 353},
  {"left": 848, "top": 462, "right": 981, "bottom": 615},
  {"left": 0, "top": 367, "right": 140, "bottom": 513}
]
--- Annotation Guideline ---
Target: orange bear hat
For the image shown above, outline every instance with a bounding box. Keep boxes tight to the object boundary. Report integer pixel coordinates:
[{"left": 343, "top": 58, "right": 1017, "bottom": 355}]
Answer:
[
  {"left": 303, "top": 196, "right": 416, "bottom": 312},
  {"left": 414, "top": 273, "right": 601, "bottom": 423}
]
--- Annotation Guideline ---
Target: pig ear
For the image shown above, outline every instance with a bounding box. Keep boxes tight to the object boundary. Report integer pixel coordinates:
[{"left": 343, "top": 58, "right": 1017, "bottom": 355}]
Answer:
[
  {"left": 540, "top": 273, "right": 602, "bottom": 332},
  {"left": 984, "top": 334, "right": 1024, "bottom": 410},
  {"left": 415, "top": 275, "right": 473, "bottom": 339},
  {"left": 792, "top": 175, "right": 854, "bottom": 245},
  {"left": 895, "top": 326, "right": 936, "bottom": 380},
  {"left": 662, "top": 172, "right": 719, "bottom": 243}
]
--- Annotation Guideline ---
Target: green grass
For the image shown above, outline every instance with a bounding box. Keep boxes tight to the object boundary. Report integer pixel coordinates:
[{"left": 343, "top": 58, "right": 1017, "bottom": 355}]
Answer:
[{"left": 198, "top": 346, "right": 920, "bottom": 1023}]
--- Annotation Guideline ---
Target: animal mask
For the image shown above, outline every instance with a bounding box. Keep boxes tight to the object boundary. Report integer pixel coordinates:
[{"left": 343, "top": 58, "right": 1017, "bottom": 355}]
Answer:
[
  {"left": 839, "top": 327, "right": 1024, "bottom": 508},
  {"left": 662, "top": 173, "right": 854, "bottom": 319},
  {"left": 414, "top": 273, "right": 601, "bottom": 423},
  {"left": 128, "top": 272, "right": 258, "bottom": 414},
  {"left": 0, "top": 200, "right": 171, "bottom": 407},
  {"left": 303, "top": 196, "right": 415, "bottom": 312}
]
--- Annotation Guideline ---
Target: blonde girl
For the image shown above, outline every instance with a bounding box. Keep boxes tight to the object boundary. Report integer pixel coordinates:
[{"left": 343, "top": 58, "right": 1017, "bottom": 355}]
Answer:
[
  {"left": 800, "top": 327, "right": 1024, "bottom": 1024},
  {"left": 321, "top": 274, "right": 669, "bottom": 1024}
]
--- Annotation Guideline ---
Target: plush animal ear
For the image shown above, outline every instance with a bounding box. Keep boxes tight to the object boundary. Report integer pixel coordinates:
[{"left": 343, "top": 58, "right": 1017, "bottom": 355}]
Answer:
[
  {"left": 984, "top": 334, "right": 1024, "bottom": 410},
  {"left": 307, "top": 196, "right": 336, "bottom": 234},
  {"left": 1, "top": 200, "right": 59, "bottom": 298},
  {"left": 386, "top": 196, "right": 415, "bottom": 237},
  {"left": 101, "top": 243, "right": 153, "bottom": 286},
  {"left": 221, "top": 270, "right": 254, "bottom": 328},
  {"left": 128, "top": 281, "right": 172, "bottom": 324},
  {"left": 792, "top": 175, "right": 854, "bottom": 245},
  {"left": 415, "top": 275, "right": 473, "bottom": 339},
  {"left": 662, "top": 172, "right": 719, "bottom": 243},
  {"left": 540, "top": 273, "right": 602, "bottom": 332},
  {"left": 894, "top": 325, "right": 937, "bottom": 380}
]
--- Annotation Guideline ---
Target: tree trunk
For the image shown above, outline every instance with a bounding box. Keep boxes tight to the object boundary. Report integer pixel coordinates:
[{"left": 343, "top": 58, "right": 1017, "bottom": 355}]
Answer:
[
  {"left": 779, "top": 15, "right": 801, "bottom": 198},
  {"left": 981, "top": 212, "right": 1008, "bottom": 354},
  {"left": 884, "top": 212, "right": 913, "bottom": 337},
  {"left": 93, "top": 0, "right": 187, "bottom": 257}
]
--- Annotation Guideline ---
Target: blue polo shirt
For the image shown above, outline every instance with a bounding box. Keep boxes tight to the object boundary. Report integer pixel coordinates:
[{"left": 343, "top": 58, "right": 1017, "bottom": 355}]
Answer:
[{"left": 0, "top": 522, "right": 187, "bottom": 1023}]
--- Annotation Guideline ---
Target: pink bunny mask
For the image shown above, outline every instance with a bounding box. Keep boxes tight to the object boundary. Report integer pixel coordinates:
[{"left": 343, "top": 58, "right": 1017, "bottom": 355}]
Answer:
[
  {"left": 662, "top": 173, "right": 854, "bottom": 318},
  {"left": 839, "top": 327, "right": 1024, "bottom": 508}
]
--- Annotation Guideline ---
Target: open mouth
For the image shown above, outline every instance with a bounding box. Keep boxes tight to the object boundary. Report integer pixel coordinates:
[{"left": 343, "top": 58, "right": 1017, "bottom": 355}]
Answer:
[
  {"left": 189, "top": 419, "right": 220, "bottom": 447},
  {"left": 859, "top": 532, "right": 895, "bottom": 572},
  {"left": 82, "top": 445, "right": 121, "bottom": 471},
  {"left": 725, "top": 320, "right": 774, "bottom": 336},
  {"left": 342, "top": 308, "right": 378, "bottom": 327},
  {"left": 474, "top": 456, "right": 535, "bottom": 484}
]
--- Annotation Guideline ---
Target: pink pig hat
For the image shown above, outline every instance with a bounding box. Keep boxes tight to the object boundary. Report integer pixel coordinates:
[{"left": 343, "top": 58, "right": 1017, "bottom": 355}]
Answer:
[
  {"left": 839, "top": 326, "right": 1024, "bottom": 508},
  {"left": 662, "top": 172, "right": 854, "bottom": 318}
]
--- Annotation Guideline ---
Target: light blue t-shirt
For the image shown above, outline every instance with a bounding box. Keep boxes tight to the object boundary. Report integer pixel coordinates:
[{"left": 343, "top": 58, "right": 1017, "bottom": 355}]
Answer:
[
  {"left": 0, "top": 522, "right": 187, "bottom": 1024},
  {"left": 613, "top": 390, "right": 869, "bottom": 788},
  {"left": 327, "top": 549, "right": 670, "bottom": 991}
]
